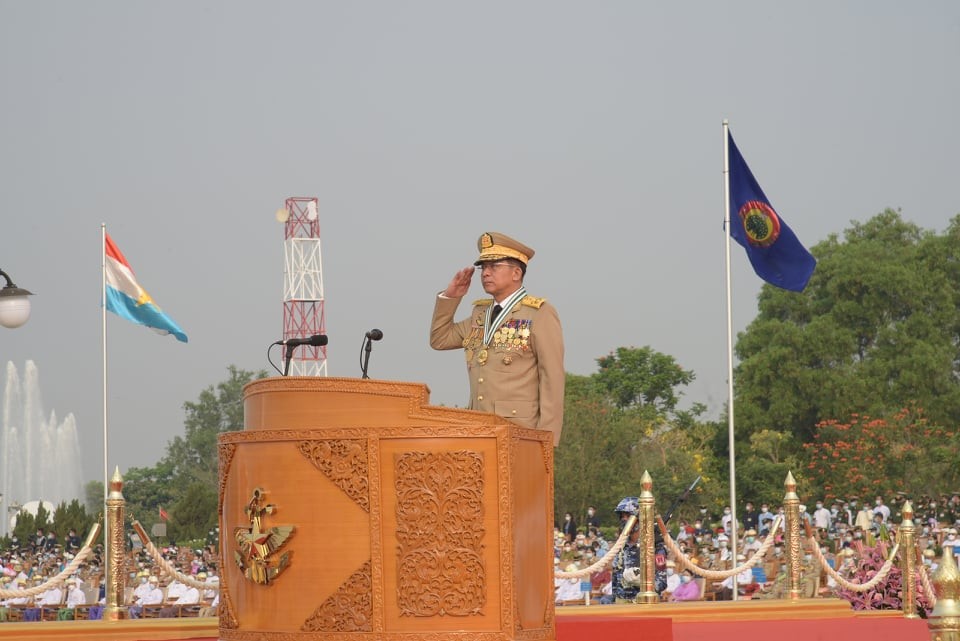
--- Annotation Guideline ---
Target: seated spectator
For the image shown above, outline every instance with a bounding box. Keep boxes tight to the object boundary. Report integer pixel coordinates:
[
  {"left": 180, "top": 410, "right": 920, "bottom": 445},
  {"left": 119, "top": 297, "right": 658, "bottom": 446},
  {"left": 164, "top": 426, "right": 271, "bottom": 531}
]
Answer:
[
  {"left": 129, "top": 575, "right": 164, "bottom": 619},
  {"left": 159, "top": 578, "right": 200, "bottom": 618},
  {"left": 58, "top": 577, "right": 87, "bottom": 620},
  {"left": 670, "top": 570, "right": 700, "bottom": 601},
  {"left": 664, "top": 560, "right": 681, "bottom": 595},
  {"left": 555, "top": 563, "right": 582, "bottom": 604}
]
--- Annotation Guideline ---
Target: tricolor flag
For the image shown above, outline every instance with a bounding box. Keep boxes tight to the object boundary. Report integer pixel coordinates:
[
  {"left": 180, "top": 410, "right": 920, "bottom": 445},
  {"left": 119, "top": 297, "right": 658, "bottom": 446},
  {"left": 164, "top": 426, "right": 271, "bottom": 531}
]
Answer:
[
  {"left": 727, "top": 130, "right": 816, "bottom": 292},
  {"left": 104, "top": 234, "right": 188, "bottom": 342}
]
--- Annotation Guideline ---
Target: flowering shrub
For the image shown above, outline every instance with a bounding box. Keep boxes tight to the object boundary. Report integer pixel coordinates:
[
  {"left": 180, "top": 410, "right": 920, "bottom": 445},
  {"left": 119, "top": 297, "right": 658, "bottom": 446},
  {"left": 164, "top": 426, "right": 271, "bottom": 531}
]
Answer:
[
  {"left": 833, "top": 545, "right": 932, "bottom": 616},
  {"left": 803, "top": 406, "right": 960, "bottom": 501}
]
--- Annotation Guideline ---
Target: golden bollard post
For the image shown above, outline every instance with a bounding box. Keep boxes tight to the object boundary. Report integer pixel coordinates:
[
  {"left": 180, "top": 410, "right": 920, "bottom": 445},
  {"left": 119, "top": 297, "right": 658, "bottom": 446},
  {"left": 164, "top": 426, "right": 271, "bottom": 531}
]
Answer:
[
  {"left": 103, "top": 466, "right": 128, "bottom": 621},
  {"left": 900, "top": 501, "right": 918, "bottom": 619},
  {"left": 928, "top": 545, "right": 960, "bottom": 641},
  {"left": 783, "top": 471, "right": 803, "bottom": 600},
  {"left": 636, "top": 470, "right": 658, "bottom": 604}
]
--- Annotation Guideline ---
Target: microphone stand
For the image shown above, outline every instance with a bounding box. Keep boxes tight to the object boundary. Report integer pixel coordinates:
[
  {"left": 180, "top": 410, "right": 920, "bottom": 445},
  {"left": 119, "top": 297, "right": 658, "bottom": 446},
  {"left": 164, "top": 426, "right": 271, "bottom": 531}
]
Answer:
[
  {"left": 361, "top": 337, "right": 373, "bottom": 379},
  {"left": 283, "top": 345, "right": 296, "bottom": 377}
]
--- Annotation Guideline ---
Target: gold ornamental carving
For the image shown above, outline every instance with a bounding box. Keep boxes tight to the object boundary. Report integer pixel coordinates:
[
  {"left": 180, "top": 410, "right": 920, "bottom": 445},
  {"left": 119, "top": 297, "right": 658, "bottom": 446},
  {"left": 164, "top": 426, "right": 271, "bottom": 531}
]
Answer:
[
  {"left": 301, "top": 560, "right": 373, "bottom": 632},
  {"left": 298, "top": 439, "right": 370, "bottom": 512},
  {"left": 218, "top": 442, "right": 238, "bottom": 516},
  {"left": 395, "top": 450, "right": 486, "bottom": 617},
  {"left": 234, "top": 487, "right": 295, "bottom": 585}
]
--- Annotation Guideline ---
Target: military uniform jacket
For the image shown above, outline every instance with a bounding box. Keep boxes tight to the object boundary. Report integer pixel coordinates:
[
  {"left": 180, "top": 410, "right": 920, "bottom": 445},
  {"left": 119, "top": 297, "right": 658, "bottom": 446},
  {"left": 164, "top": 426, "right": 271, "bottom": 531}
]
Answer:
[{"left": 430, "top": 291, "right": 564, "bottom": 445}]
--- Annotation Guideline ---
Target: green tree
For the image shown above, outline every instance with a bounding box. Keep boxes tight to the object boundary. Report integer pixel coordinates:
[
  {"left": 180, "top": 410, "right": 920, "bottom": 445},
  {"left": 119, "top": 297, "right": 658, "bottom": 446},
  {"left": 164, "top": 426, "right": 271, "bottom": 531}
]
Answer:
[
  {"left": 595, "top": 346, "right": 700, "bottom": 419},
  {"left": 84, "top": 480, "right": 104, "bottom": 516},
  {"left": 554, "top": 373, "right": 637, "bottom": 528},
  {"left": 121, "top": 365, "right": 266, "bottom": 540},
  {"left": 51, "top": 499, "right": 95, "bottom": 540},
  {"left": 555, "top": 348, "right": 714, "bottom": 528},
  {"left": 12, "top": 502, "right": 51, "bottom": 546},
  {"left": 164, "top": 365, "right": 264, "bottom": 488},
  {"left": 735, "top": 210, "right": 960, "bottom": 443},
  {"left": 169, "top": 482, "right": 218, "bottom": 542}
]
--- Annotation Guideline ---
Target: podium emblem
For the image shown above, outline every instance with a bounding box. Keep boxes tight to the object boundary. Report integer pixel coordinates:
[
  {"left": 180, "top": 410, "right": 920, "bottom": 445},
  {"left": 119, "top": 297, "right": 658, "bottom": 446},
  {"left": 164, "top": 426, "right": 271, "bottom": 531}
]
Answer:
[{"left": 234, "top": 487, "right": 295, "bottom": 585}]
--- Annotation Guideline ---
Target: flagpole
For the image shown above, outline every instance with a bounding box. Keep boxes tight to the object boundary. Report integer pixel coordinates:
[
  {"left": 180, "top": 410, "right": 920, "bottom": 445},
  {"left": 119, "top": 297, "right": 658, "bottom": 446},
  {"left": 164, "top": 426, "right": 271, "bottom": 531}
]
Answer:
[
  {"left": 101, "top": 223, "right": 111, "bottom": 593},
  {"left": 102, "top": 223, "right": 108, "bottom": 500},
  {"left": 722, "top": 119, "right": 740, "bottom": 598}
]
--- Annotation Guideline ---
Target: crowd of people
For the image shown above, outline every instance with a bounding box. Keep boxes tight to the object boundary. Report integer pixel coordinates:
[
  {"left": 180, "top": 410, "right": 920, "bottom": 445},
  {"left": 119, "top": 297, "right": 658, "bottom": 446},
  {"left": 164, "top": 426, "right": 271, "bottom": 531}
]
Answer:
[
  {"left": 554, "top": 492, "right": 960, "bottom": 605},
  {"left": 0, "top": 528, "right": 220, "bottom": 622}
]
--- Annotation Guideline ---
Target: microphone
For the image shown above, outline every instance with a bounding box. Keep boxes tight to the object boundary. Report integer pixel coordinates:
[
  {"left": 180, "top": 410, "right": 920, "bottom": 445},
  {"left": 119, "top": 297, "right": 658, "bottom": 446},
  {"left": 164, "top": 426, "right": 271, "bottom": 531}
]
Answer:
[
  {"left": 277, "top": 334, "right": 328, "bottom": 376},
  {"left": 278, "top": 334, "right": 329, "bottom": 348},
  {"left": 365, "top": 329, "right": 383, "bottom": 341}
]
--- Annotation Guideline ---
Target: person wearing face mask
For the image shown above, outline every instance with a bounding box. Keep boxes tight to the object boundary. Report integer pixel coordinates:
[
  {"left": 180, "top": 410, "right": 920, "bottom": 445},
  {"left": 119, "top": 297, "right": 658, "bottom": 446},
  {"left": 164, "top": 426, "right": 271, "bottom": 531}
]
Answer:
[
  {"left": 944, "top": 528, "right": 959, "bottom": 555},
  {"left": 561, "top": 512, "right": 577, "bottom": 544},
  {"left": 758, "top": 504, "right": 775, "bottom": 535},
  {"left": 132, "top": 570, "right": 152, "bottom": 603},
  {"left": 873, "top": 496, "right": 890, "bottom": 523},
  {"left": 812, "top": 501, "right": 832, "bottom": 531},
  {"left": 693, "top": 518, "right": 711, "bottom": 537},
  {"left": 720, "top": 506, "right": 734, "bottom": 534},
  {"left": 801, "top": 548, "right": 821, "bottom": 598},
  {"left": 742, "top": 502, "right": 758, "bottom": 532},
  {"left": 716, "top": 537, "right": 731, "bottom": 562},
  {"left": 697, "top": 505, "right": 715, "bottom": 526},
  {"left": 742, "top": 529, "right": 761, "bottom": 553},
  {"left": 669, "top": 570, "right": 701, "bottom": 602},
  {"left": 663, "top": 560, "right": 681, "bottom": 594},
  {"left": 843, "top": 498, "right": 857, "bottom": 526},
  {"left": 610, "top": 497, "right": 642, "bottom": 603},
  {"left": 57, "top": 577, "right": 86, "bottom": 620},
  {"left": 585, "top": 506, "right": 600, "bottom": 530},
  {"left": 855, "top": 503, "right": 874, "bottom": 531}
]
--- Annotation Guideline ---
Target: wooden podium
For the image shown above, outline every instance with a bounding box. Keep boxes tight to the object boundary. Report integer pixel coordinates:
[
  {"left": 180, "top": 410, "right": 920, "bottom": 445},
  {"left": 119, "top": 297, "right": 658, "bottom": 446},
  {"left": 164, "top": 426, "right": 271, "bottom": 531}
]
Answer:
[{"left": 218, "top": 377, "right": 556, "bottom": 640}]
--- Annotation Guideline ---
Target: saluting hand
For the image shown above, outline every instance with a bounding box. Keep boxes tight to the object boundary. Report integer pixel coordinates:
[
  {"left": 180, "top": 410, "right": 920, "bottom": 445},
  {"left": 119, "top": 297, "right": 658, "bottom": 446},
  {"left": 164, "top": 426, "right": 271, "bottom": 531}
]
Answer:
[{"left": 443, "top": 266, "right": 475, "bottom": 298}]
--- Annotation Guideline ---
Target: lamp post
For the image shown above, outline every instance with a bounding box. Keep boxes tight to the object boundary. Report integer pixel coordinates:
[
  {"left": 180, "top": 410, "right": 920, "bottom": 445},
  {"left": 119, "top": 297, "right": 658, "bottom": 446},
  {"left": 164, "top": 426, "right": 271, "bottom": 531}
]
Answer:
[{"left": 0, "top": 268, "right": 33, "bottom": 328}]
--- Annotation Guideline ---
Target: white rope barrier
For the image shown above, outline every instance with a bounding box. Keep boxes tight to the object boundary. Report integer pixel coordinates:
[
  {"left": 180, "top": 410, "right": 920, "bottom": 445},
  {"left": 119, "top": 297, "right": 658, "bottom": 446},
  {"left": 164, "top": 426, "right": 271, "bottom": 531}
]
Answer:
[
  {"left": 916, "top": 565, "right": 937, "bottom": 607},
  {"left": 810, "top": 534, "right": 899, "bottom": 593},
  {"left": 554, "top": 515, "right": 637, "bottom": 580},
  {"left": 0, "top": 521, "right": 102, "bottom": 599},
  {"left": 131, "top": 520, "right": 218, "bottom": 592},
  {"left": 658, "top": 515, "right": 782, "bottom": 580}
]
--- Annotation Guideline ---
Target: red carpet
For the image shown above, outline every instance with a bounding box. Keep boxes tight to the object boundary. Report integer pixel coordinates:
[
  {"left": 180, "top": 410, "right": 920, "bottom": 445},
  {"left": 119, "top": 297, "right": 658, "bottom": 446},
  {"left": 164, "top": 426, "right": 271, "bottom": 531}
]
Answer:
[
  {"left": 127, "top": 616, "right": 928, "bottom": 641},
  {"left": 673, "top": 617, "right": 928, "bottom": 641},
  {"left": 558, "top": 615, "right": 672, "bottom": 641}
]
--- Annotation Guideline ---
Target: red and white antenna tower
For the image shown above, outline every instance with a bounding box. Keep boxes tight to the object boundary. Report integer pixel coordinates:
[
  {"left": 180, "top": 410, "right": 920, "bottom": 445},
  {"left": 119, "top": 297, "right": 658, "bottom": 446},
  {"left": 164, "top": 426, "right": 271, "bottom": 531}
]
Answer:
[{"left": 278, "top": 197, "right": 327, "bottom": 376}]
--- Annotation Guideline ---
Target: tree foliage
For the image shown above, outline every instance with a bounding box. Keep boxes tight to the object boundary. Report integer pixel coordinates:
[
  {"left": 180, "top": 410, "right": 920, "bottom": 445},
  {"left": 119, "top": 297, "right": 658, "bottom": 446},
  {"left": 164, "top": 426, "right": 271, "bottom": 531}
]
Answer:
[
  {"left": 802, "top": 407, "right": 960, "bottom": 501},
  {"left": 122, "top": 365, "right": 265, "bottom": 542},
  {"left": 735, "top": 210, "right": 960, "bottom": 443},
  {"left": 555, "top": 348, "right": 716, "bottom": 528}
]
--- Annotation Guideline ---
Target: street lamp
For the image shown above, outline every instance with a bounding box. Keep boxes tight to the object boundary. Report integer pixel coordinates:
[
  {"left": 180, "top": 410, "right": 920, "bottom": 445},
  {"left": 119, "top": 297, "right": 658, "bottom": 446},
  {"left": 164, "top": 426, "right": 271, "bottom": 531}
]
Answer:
[{"left": 0, "top": 268, "right": 33, "bottom": 328}]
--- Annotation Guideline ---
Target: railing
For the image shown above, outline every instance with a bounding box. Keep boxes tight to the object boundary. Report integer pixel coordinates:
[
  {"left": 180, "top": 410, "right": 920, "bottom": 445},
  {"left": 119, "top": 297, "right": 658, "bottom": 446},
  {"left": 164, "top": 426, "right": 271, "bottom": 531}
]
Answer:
[{"left": 553, "top": 470, "right": 960, "bottom": 640}]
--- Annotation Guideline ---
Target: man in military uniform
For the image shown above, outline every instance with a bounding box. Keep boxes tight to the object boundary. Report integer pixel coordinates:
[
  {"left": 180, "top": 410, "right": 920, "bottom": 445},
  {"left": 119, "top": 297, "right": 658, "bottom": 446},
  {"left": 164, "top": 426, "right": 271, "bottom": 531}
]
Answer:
[{"left": 430, "top": 232, "right": 565, "bottom": 445}]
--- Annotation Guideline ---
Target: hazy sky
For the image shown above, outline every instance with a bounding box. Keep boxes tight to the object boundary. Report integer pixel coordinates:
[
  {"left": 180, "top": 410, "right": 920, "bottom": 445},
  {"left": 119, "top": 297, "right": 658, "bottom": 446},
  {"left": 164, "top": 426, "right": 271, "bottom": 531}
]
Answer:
[{"left": 1, "top": 1, "right": 958, "bottom": 490}]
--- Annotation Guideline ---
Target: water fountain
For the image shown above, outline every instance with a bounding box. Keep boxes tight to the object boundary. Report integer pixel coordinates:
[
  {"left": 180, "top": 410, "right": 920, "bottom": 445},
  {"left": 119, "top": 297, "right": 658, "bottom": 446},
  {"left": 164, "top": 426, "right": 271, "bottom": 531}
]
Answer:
[{"left": 1, "top": 360, "right": 83, "bottom": 536}]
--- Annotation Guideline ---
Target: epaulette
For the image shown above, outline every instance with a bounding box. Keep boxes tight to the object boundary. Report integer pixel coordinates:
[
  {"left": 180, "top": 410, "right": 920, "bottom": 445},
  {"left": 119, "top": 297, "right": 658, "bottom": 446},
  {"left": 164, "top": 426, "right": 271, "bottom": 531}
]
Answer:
[
  {"left": 472, "top": 298, "right": 494, "bottom": 307},
  {"left": 520, "top": 295, "right": 546, "bottom": 309}
]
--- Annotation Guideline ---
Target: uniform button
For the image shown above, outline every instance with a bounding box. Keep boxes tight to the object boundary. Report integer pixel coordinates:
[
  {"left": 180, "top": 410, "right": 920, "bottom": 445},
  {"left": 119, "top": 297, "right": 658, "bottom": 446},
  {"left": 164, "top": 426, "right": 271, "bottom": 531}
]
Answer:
[
  {"left": 477, "top": 395, "right": 484, "bottom": 401},
  {"left": 511, "top": 409, "right": 517, "bottom": 415},
  {"left": 478, "top": 378, "right": 484, "bottom": 383}
]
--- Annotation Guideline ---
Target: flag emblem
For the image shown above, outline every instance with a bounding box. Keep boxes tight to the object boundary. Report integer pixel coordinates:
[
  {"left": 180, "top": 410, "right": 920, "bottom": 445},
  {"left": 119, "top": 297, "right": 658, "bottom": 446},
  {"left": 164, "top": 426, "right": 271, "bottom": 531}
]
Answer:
[
  {"left": 727, "top": 130, "right": 816, "bottom": 292},
  {"left": 738, "top": 200, "right": 781, "bottom": 247}
]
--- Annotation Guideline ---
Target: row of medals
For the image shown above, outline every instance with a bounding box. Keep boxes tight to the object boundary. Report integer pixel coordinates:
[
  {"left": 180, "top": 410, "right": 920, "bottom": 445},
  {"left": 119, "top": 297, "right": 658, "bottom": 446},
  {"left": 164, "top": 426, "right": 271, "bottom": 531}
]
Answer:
[{"left": 466, "top": 324, "right": 531, "bottom": 365}]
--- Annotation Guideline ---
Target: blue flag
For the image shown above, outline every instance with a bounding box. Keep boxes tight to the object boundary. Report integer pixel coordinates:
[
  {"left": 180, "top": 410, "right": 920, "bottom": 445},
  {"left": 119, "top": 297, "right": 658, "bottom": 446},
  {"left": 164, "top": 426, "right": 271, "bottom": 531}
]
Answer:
[{"left": 727, "top": 131, "right": 816, "bottom": 292}]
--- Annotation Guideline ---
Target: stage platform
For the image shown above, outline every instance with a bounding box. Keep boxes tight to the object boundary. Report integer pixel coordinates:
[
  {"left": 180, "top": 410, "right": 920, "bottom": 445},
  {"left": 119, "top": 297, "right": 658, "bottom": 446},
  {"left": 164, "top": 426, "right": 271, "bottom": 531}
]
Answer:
[
  {"left": 556, "top": 598, "right": 929, "bottom": 641},
  {"left": 0, "top": 601, "right": 931, "bottom": 641}
]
